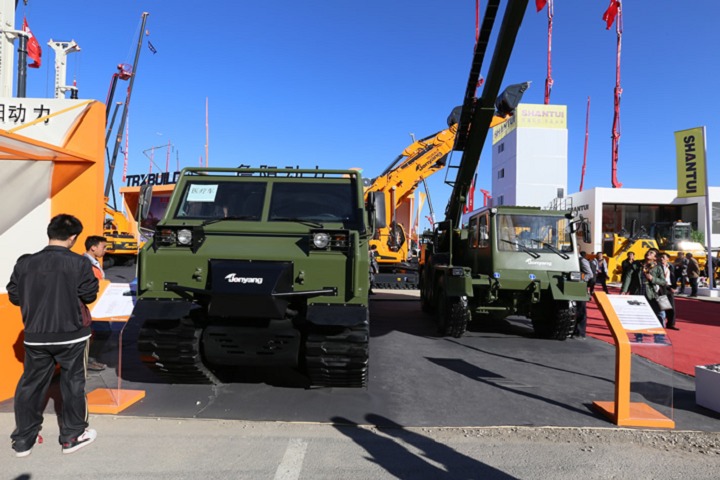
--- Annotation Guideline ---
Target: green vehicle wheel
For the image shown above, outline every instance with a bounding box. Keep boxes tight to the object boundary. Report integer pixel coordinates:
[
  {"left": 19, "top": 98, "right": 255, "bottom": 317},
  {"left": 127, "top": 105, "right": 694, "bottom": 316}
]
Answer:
[
  {"left": 531, "top": 300, "right": 577, "bottom": 340},
  {"left": 435, "top": 288, "right": 470, "bottom": 338}
]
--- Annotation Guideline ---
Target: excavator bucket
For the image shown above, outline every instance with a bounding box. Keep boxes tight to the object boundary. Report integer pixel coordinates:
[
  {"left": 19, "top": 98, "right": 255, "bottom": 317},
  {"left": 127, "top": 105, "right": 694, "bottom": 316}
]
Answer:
[{"left": 495, "top": 82, "right": 531, "bottom": 116}]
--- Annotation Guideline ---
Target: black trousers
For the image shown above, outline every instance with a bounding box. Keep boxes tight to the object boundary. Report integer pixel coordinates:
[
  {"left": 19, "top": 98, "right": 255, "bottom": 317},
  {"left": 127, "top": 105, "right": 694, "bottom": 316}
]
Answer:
[
  {"left": 664, "top": 291, "right": 676, "bottom": 327},
  {"left": 596, "top": 272, "right": 609, "bottom": 293},
  {"left": 11, "top": 339, "right": 89, "bottom": 449},
  {"left": 574, "top": 301, "right": 587, "bottom": 337}
]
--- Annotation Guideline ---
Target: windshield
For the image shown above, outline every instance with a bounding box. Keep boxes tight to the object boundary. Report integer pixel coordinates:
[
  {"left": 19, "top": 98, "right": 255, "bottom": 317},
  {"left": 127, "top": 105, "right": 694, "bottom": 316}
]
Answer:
[
  {"left": 269, "top": 182, "right": 357, "bottom": 223},
  {"left": 496, "top": 214, "right": 573, "bottom": 253},
  {"left": 175, "top": 181, "right": 266, "bottom": 220}
]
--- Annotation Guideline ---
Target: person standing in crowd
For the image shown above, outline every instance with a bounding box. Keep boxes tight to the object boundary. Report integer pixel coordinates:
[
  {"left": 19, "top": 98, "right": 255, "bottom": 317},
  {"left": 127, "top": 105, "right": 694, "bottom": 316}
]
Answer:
[
  {"left": 659, "top": 252, "right": 678, "bottom": 330},
  {"left": 368, "top": 244, "right": 379, "bottom": 295},
  {"left": 674, "top": 252, "right": 688, "bottom": 294},
  {"left": 573, "top": 251, "right": 594, "bottom": 339},
  {"left": 83, "top": 236, "right": 107, "bottom": 280},
  {"left": 621, "top": 249, "right": 667, "bottom": 323},
  {"left": 594, "top": 251, "right": 609, "bottom": 294},
  {"left": 713, "top": 255, "right": 720, "bottom": 287},
  {"left": 581, "top": 251, "right": 596, "bottom": 293},
  {"left": 83, "top": 236, "right": 109, "bottom": 372},
  {"left": 621, "top": 251, "right": 635, "bottom": 285},
  {"left": 709, "top": 255, "right": 720, "bottom": 287},
  {"left": 6, "top": 214, "right": 99, "bottom": 457},
  {"left": 686, "top": 252, "right": 700, "bottom": 297}
]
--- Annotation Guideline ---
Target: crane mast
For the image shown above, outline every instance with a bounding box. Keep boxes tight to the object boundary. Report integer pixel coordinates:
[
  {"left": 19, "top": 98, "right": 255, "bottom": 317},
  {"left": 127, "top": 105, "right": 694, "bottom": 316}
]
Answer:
[{"left": 444, "top": 0, "right": 529, "bottom": 228}]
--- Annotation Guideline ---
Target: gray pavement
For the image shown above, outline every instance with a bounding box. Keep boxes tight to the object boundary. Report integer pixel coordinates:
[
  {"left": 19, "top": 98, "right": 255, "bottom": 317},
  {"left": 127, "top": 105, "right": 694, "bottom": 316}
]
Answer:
[{"left": 2, "top": 414, "right": 719, "bottom": 479}]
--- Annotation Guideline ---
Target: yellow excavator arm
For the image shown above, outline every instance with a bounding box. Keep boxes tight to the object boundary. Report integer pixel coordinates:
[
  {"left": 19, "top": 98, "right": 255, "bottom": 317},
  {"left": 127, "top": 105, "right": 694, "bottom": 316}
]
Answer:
[{"left": 364, "top": 112, "right": 514, "bottom": 267}]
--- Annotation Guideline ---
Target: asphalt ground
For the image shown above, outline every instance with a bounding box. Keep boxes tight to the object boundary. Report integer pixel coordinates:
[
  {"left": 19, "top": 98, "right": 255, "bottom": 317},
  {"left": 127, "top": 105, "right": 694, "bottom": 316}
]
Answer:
[{"left": 3, "top": 275, "right": 718, "bottom": 431}]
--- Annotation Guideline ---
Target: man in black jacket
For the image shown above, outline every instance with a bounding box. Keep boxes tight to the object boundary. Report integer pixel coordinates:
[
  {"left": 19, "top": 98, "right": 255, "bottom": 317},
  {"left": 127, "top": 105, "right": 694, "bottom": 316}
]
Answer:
[{"left": 6, "top": 214, "right": 99, "bottom": 457}]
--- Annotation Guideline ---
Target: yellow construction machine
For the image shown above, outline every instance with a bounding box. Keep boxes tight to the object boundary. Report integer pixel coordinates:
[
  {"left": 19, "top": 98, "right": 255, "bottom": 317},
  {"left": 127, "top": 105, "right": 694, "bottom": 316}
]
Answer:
[
  {"left": 103, "top": 200, "right": 140, "bottom": 267},
  {"left": 603, "top": 221, "right": 707, "bottom": 283},
  {"left": 364, "top": 107, "right": 521, "bottom": 288}
]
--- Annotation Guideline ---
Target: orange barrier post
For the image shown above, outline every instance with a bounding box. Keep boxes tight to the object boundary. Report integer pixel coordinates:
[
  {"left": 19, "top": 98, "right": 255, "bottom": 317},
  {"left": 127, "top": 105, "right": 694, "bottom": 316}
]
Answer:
[{"left": 592, "top": 291, "right": 675, "bottom": 428}]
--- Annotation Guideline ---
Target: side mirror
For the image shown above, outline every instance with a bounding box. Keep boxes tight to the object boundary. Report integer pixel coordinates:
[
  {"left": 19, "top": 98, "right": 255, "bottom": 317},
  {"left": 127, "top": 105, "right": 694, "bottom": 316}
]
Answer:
[
  {"left": 579, "top": 221, "right": 591, "bottom": 244},
  {"left": 137, "top": 184, "right": 154, "bottom": 223},
  {"left": 366, "top": 191, "right": 386, "bottom": 229}
]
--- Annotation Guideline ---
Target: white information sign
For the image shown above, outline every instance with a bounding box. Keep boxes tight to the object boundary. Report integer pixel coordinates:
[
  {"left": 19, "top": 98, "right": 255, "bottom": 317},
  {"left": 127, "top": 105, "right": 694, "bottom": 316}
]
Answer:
[
  {"left": 90, "top": 283, "right": 135, "bottom": 319},
  {"left": 186, "top": 184, "right": 218, "bottom": 202},
  {"left": 607, "top": 295, "right": 663, "bottom": 332}
]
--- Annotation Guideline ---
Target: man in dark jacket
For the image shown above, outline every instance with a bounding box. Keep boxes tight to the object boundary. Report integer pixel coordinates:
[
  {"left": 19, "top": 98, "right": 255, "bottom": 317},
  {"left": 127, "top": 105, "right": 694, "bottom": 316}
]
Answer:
[
  {"left": 620, "top": 251, "right": 636, "bottom": 285},
  {"left": 686, "top": 252, "right": 700, "bottom": 297},
  {"left": 573, "top": 251, "right": 595, "bottom": 339},
  {"left": 6, "top": 214, "right": 99, "bottom": 457},
  {"left": 621, "top": 248, "right": 667, "bottom": 322}
]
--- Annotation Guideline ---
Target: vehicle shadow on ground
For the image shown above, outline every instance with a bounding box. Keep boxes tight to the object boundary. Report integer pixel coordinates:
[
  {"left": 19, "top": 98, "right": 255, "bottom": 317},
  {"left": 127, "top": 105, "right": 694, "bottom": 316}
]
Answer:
[
  {"left": 331, "top": 414, "right": 518, "bottom": 480},
  {"left": 426, "top": 357, "right": 602, "bottom": 420},
  {"left": 369, "top": 300, "right": 535, "bottom": 340},
  {"left": 441, "top": 337, "right": 613, "bottom": 384}
]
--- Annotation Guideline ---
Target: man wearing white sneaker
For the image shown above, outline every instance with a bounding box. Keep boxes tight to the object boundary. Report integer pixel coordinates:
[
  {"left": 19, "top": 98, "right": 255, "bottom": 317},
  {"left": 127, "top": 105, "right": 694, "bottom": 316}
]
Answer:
[{"left": 6, "top": 214, "right": 99, "bottom": 457}]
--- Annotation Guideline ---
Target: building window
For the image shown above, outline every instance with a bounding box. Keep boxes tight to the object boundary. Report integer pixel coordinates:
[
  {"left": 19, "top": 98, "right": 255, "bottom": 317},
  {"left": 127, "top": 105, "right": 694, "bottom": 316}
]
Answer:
[
  {"left": 497, "top": 195, "right": 504, "bottom": 206},
  {"left": 557, "top": 188, "right": 564, "bottom": 198},
  {"left": 497, "top": 168, "right": 505, "bottom": 179},
  {"left": 498, "top": 143, "right": 505, "bottom": 153}
]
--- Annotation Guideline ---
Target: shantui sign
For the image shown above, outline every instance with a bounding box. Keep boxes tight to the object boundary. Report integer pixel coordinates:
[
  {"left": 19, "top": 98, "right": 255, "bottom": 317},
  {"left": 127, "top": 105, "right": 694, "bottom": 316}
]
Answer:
[{"left": 674, "top": 127, "right": 707, "bottom": 198}]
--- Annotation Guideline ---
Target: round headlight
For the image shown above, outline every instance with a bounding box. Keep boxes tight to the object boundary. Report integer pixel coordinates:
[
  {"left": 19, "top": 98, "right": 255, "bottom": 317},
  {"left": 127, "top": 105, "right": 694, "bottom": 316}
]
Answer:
[
  {"left": 177, "top": 229, "right": 193, "bottom": 245},
  {"left": 313, "top": 232, "right": 330, "bottom": 249}
]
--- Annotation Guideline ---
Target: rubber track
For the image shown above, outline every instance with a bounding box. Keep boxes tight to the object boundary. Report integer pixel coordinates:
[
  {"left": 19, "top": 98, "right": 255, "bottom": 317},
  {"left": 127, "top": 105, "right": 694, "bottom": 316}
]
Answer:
[
  {"left": 138, "top": 318, "right": 220, "bottom": 384},
  {"left": 304, "top": 322, "right": 369, "bottom": 388}
]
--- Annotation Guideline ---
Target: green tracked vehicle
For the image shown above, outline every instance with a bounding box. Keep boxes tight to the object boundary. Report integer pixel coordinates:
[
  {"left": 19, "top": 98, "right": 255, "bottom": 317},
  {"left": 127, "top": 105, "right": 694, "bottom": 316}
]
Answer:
[{"left": 131, "top": 167, "right": 376, "bottom": 387}]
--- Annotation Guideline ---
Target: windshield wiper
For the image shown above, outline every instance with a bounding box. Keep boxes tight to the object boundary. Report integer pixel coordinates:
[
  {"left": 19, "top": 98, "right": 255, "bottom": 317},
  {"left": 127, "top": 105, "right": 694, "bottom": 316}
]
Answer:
[
  {"left": 270, "top": 217, "right": 324, "bottom": 228},
  {"left": 501, "top": 239, "right": 540, "bottom": 259},
  {"left": 532, "top": 239, "right": 570, "bottom": 259},
  {"left": 201, "top": 215, "right": 256, "bottom": 226}
]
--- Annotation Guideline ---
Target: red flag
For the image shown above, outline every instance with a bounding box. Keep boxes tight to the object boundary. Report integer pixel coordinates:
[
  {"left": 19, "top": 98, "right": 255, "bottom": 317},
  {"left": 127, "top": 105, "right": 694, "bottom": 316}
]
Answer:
[
  {"left": 602, "top": 1, "right": 620, "bottom": 30},
  {"left": 22, "top": 18, "right": 42, "bottom": 68},
  {"left": 463, "top": 174, "right": 477, "bottom": 214},
  {"left": 536, "top": 0, "right": 547, "bottom": 12}
]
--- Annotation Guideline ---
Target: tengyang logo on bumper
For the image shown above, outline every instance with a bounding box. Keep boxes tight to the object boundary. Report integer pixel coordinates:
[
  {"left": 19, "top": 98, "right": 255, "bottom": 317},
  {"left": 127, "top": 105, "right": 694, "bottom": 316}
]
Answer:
[
  {"left": 525, "top": 258, "right": 552, "bottom": 267},
  {"left": 225, "top": 273, "right": 264, "bottom": 284}
]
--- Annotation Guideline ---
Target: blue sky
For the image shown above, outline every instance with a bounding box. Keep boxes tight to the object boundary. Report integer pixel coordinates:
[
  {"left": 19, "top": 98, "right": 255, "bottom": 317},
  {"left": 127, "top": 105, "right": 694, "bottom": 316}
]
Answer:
[{"left": 15, "top": 1, "right": 720, "bottom": 227}]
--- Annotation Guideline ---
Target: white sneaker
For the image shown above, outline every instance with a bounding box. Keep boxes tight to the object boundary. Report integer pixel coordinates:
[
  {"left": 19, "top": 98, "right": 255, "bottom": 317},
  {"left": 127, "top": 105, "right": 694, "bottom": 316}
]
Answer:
[
  {"left": 13, "top": 434, "right": 42, "bottom": 458},
  {"left": 62, "top": 429, "right": 97, "bottom": 454},
  {"left": 15, "top": 448, "right": 32, "bottom": 458}
]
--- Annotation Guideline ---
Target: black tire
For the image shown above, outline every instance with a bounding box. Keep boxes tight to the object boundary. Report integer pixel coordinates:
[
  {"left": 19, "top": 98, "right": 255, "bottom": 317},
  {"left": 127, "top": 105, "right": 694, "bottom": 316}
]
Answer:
[
  {"left": 419, "top": 273, "right": 433, "bottom": 313},
  {"left": 137, "top": 316, "right": 220, "bottom": 384},
  {"left": 436, "top": 290, "right": 470, "bottom": 338},
  {"left": 531, "top": 300, "right": 577, "bottom": 340},
  {"left": 304, "top": 319, "right": 369, "bottom": 388}
]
